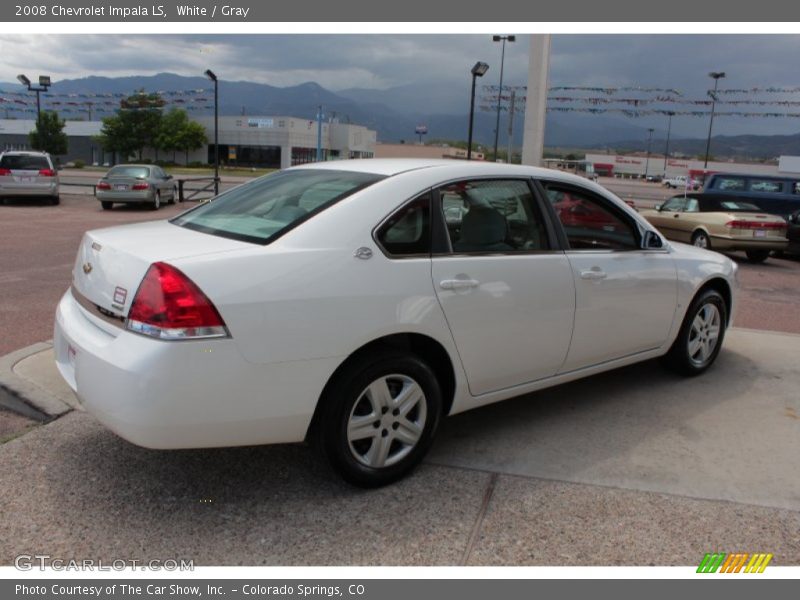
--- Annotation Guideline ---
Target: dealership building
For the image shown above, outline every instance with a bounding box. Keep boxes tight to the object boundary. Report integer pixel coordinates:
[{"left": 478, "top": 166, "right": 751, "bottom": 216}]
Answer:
[{"left": 0, "top": 116, "right": 376, "bottom": 168}]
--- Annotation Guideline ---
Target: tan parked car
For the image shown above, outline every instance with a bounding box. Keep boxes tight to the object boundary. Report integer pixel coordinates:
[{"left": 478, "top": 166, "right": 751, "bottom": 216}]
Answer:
[{"left": 640, "top": 193, "right": 788, "bottom": 263}]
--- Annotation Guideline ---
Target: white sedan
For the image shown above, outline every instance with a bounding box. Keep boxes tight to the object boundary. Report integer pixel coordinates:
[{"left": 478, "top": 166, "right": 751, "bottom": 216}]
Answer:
[{"left": 54, "top": 159, "right": 737, "bottom": 486}]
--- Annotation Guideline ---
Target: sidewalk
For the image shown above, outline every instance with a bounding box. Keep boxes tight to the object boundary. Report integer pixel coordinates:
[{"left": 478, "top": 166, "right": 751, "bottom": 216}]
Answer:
[{"left": 1, "top": 329, "right": 799, "bottom": 565}]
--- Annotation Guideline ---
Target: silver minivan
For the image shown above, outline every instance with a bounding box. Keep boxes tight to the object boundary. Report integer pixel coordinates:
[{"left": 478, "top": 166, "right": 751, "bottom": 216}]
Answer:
[{"left": 0, "top": 151, "right": 60, "bottom": 205}]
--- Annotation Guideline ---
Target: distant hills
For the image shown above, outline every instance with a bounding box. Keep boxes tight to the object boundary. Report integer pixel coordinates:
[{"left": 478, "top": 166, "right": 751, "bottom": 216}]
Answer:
[{"left": 3, "top": 72, "right": 799, "bottom": 158}]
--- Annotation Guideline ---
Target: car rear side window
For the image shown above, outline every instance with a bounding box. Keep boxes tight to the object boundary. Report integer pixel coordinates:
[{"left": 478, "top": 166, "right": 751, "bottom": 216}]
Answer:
[
  {"left": 0, "top": 155, "right": 50, "bottom": 170},
  {"left": 375, "top": 192, "right": 431, "bottom": 257},
  {"left": 172, "top": 169, "right": 384, "bottom": 245},
  {"left": 748, "top": 179, "right": 784, "bottom": 193},
  {"left": 438, "top": 179, "right": 550, "bottom": 253}
]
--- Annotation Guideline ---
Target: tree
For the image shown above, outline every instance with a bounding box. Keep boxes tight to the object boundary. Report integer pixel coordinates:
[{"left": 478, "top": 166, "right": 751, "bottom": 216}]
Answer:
[
  {"left": 155, "top": 108, "right": 206, "bottom": 164},
  {"left": 29, "top": 111, "right": 68, "bottom": 157},
  {"left": 96, "top": 91, "right": 164, "bottom": 161}
]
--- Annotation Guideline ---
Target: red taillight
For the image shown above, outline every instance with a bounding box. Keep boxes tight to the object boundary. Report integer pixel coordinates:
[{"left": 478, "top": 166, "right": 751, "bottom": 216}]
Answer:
[
  {"left": 131, "top": 182, "right": 149, "bottom": 190},
  {"left": 127, "top": 262, "right": 228, "bottom": 340},
  {"left": 0, "top": 168, "right": 11, "bottom": 176},
  {"left": 38, "top": 169, "right": 56, "bottom": 177},
  {"left": 97, "top": 181, "right": 111, "bottom": 190},
  {"left": 725, "top": 219, "right": 786, "bottom": 230}
]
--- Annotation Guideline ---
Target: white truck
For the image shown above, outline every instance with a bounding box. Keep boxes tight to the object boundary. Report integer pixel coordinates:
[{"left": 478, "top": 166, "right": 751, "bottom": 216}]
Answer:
[{"left": 663, "top": 175, "right": 700, "bottom": 190}]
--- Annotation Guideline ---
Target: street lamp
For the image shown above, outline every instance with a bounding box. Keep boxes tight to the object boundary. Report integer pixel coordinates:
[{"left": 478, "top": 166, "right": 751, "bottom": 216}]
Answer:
[
  {"left": 644, "top": 128, "right": 654, "bottom": 179},
  {"left": 704, "top": 71, "right": 726, "bottom": 170},
  {"left": 491, "top": 35, "right": 515, "bottom": 161},
  {"left": 204, "top": 69, "right": 219, "bottom": 196},
  {"left": 17, "top": 74, "right": 51, "bottom": 121},
  {"left": 467, "top": 61, "right": 489, "bottom": 160},
  {"left": 662, "top": 111, "right": 675, "bottom": 175}
]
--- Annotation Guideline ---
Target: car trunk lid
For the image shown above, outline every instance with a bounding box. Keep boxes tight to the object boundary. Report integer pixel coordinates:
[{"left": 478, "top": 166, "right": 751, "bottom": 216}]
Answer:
[{"left": 72, "top": 220, "right": 254, "bottom": 318}]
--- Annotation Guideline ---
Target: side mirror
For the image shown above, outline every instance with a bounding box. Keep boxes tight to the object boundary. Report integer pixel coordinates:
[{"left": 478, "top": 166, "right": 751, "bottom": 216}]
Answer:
[
  {"left": 654, "top": 204, "right": 662, "bottom": 211},
  {"left": 643, "top": 230, "right": 663, "bottom": 249},
  {"left": 166, "top": 174, "right": 173, "bottom": 180}
]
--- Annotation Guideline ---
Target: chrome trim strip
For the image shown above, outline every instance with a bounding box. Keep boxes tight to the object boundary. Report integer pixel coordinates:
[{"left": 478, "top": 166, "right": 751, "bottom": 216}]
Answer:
[{"left": 71, "top": 285, "right": 125, "bottom": 329}]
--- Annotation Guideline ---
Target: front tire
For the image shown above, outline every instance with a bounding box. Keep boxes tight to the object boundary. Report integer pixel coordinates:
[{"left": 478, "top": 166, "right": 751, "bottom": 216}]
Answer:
[
  {"left": 152, "top": 191, "right": 161, "bottom": 210},
  {"left": 691, "top": 230, "right": 711, "bottom": 249},
  {"left": 663, "top": 289, "right": 727, "bottom": 376},
  {"left": 745, "top": 249, "right": 770, "bottom": 263},
  {"left": 314, "top": 350, "right": 443, "bottom": 487}
]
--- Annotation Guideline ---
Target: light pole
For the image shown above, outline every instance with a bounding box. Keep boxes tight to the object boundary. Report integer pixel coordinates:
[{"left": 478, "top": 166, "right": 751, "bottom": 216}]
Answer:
[
  {"left": 467, "top": 62, "right": 489, "bottom": 160},
  {"left": 644, "top": 128, "right": 654, "bottom": 180},
  {"left": 662, "top": 111, "right": 675, "bottom": 175},
  {"left": 492, "top": 35, "right": 515, "bottom": 162},
  {"left": 17, "top": 74, "right": 51, "bottom": 121},
  {"left": 704, "top": 71, "right": 726, "bottom": 170},
  {"left": 316, "top": 105, "right": 323, "bottom": 162},
  {"left": 204, "top": 69, "right": 219, "bottom": 195}
]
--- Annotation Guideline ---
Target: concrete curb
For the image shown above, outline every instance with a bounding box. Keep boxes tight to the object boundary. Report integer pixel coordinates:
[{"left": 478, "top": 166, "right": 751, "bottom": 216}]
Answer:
[{"left": 0, "top": 341, "right": 72, "bottom": 419}]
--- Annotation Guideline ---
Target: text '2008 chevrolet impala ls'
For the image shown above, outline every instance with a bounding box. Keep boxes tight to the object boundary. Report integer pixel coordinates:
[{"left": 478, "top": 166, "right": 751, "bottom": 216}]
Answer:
[{"left": 54, "top": 159, "right": 737, "bottom": 486}]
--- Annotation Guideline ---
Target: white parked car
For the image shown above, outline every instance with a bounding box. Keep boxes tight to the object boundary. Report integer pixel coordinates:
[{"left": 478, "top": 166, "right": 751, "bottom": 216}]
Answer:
[
  {"left": 0, "top": 151, "right": 60, "bottom": 204},
  {"left": 54, "top": 160, "right": 737, "bottom": 486}
]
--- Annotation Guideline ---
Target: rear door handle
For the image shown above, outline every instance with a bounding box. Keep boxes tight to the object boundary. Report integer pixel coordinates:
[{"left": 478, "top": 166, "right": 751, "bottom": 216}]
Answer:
[
  {"left": 580, "top": 270, "right": 607, "bottom": 281},
  {"left": 439, "top": 279, "right": 480, "bottom": 290}
]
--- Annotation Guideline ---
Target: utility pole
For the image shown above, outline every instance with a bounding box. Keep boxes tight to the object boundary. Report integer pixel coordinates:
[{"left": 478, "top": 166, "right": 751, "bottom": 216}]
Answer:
[{"left": 506, "top": 90, "right": 516, "bottom": 164}]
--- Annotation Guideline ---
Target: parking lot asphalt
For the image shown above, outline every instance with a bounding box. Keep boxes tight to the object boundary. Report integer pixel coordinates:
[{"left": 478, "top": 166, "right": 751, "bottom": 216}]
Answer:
[{"left": 1, "top": 184, "right": 799, "bottom": 566}]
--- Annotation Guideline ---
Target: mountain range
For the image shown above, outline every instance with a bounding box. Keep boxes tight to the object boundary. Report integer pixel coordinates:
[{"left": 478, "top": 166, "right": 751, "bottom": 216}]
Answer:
[{"left": 3, "top": 72, "right": 798, "bottom": 158}]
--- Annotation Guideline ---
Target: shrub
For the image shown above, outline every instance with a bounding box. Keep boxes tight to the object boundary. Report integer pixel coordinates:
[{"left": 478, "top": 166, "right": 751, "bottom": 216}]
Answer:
[{"left": 73, "top": 159, "right": 85, "bottom": 169}]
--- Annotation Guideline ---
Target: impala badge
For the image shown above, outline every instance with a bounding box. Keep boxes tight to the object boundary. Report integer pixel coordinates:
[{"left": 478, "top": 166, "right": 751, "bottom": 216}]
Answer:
[
  {"left": 354, "top": 247, "right": 373, "bottom": 260},
  {"left": 82, "top": 263, "right": 93, "bottom": 274}
]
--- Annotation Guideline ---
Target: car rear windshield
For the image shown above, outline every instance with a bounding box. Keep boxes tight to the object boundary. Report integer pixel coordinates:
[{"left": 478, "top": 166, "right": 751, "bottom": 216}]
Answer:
[
  {"left": 700, "top": 199, "right": 762, "bottom": 212},
  {"left": 172, "top": 169, "right": 385, "bottom": 244},
  {"left": 0, "top": 155, "right": 50, "bottom": 170},
  {"left": 107, "top": 166, "right": 151, "bottom": 178}
]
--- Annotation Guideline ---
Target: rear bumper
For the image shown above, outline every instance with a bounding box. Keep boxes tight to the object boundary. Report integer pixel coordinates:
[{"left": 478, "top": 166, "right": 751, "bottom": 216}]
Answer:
[
  {"left": 53, "top": 288, "right": 340, "bottom": 449},
  {"left": 96, "top": 190, "right": 154, "bottom": 203},
  {"left": 708, "top": 234, "right": 788, "bottom": 251},
  {"left": 0, "top": 182, "right": 59, "bottom": 197}
]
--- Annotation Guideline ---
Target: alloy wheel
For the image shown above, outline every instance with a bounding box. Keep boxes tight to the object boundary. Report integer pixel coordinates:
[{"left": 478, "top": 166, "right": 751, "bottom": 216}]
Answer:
[{"left": 687, "top": 303, "right": 721, "bottom": 366}]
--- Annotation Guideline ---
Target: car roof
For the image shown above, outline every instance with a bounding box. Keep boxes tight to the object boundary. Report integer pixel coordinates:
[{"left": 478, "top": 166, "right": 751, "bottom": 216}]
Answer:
[
  {"left": 109, "top": 164, "right": 153, "bottom": 168},
  {"left": 0, "top": 150, "right": 50, "bottom": 156},
  {"left": 288, "top": 158, "right": 589, "bottom": 182}
]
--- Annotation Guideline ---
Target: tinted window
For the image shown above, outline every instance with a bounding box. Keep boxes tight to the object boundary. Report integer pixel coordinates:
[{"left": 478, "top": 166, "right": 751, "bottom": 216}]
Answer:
[
  {"left": 0, "top": 154, "right": 49, "bottom": 170},
  {"left": 713, "top": 177, "right": 746, "bottom": 191},
  {"left": 793, "top": 182, "right": 800, "bottom": 195},
  {"left": 173, "top": 169, "right": 384, "bottom": 244},
  {"left": 376, "top": 193, "right": 430, "bottom": 256},
  {"left": 717, "top": 200, "right": 761, "bottom": 211},
  {"left": 108, "top": 166, "right": 151, "bottom": 178},
  {"left": 748, "top": 179, "right": 784, "bottom": 193},
  {"left": 545, "top": 185, "right": 638, "bottom": 250},
  {"left": 685, "top": 198, "right": 699, "bottom": 212},
  {"left": 439, "top": 179, "right": 549, "bottom": 253}
]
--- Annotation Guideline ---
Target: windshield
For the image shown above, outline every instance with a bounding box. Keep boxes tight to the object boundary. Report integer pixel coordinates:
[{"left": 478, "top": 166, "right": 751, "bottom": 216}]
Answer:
[
  {"left": 172, "top": 169, "right": 384, "bottom": 244},
  {"left": 107, "top": 166, "right": 151, "bottom": 178}
]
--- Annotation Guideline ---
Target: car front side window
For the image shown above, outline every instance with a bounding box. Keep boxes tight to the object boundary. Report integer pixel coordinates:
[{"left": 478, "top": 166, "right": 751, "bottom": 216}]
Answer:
[{"left": 543, "top": 184, "right": 639, "bottom": 251}]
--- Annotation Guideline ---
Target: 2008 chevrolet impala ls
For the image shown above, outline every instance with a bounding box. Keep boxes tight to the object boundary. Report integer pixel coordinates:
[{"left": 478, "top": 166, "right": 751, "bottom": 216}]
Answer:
[{"left": 54, "top": 159, "right": 737, "bottom": 486}]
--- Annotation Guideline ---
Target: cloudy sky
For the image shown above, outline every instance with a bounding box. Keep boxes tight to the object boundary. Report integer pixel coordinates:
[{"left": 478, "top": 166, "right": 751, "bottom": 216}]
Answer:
[{"left": 2, "top": 34, "right": 800, "bottom": 136}]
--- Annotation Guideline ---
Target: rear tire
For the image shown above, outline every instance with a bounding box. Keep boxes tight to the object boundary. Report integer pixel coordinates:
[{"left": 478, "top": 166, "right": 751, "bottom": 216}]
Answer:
[
  {"left": 691, "top": 230, "right": 711, "bottom": 249},
  {"left": 50, "top": 196, "right": 60, "bottom": 206},
  {"left": 101, "top": 201, "right": 113, "bottom": 210},
  {"left": 745, "top": 249, "right": 770, "bottom": 263},
  {"left": 152, "top": 192, "right": 161, "bottom": 210},
  {"left": 169, "top": 187, "right": 177, "bottom": 204},
  {"left": 662, "top": 289, "right": 727, "bottom": 376},
  {"left": 313, "top": 350, "right": 443, "bottom": 487}
]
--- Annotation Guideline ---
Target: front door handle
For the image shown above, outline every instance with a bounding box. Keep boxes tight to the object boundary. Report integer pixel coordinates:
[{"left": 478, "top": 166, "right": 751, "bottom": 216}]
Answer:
[
  {"left": 580, "top": 269, "right": 607, "bottom": 281},
  {"left": 439, "top": 279, "right": 480, "bottom": 290}
]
